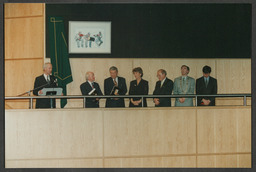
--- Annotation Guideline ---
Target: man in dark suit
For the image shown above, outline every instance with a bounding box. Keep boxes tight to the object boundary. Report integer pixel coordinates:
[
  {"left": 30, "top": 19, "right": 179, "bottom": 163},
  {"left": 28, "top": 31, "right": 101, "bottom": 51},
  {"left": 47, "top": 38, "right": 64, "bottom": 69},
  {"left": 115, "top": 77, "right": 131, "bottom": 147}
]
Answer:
[
  {"left": 104, "top": 66, "right": 127, "bottom": 108},
  {"left": 80, "top": 71, "right": 103, "bottom": 108},
  {"left": 196, "top": 65, "right": 217, "bottom": 106},
  {"left": 153, "top": 69, "right": 173, "bottom": 107},
  {"left": 33, "top": 62, "right": 58, "bottom": 108}
]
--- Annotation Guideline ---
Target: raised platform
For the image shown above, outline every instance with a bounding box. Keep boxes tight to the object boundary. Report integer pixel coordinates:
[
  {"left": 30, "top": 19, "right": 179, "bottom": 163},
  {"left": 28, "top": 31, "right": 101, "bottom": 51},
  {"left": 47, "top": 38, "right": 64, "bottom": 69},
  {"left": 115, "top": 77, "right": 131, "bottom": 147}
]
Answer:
[{"left": 5, "top": 106, "right": 251, "bottom": 168}]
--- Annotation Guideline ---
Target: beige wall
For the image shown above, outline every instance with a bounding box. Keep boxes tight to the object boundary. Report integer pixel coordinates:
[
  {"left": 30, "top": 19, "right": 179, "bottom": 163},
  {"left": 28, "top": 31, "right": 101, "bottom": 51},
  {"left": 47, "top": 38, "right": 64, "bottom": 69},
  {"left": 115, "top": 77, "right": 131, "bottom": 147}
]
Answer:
[
  {"left": 5, "top": 106, "right": 251, "bottom": 168},
  {"left": 5, "top": 3, "right": 44, "bottom": 109}
]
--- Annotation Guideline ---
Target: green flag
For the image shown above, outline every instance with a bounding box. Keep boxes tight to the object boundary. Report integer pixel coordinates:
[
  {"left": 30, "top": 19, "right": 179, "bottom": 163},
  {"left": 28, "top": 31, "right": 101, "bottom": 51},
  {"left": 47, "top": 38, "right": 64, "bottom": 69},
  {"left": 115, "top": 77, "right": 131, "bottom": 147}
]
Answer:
[{"left": 49, "top": 16, "right": 73, "bottom": 108}]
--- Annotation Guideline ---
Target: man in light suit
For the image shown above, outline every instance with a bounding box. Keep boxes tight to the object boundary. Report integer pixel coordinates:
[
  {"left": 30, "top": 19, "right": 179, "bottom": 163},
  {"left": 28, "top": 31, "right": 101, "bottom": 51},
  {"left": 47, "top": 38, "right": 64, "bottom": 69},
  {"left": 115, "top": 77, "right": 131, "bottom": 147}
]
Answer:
[
  {"left": 104, "top": 66, "right": 127, "bottom": 108},
  {"left": 153, "top": 69, "right": 173, "bottom": 107},
  {"left": 80, "top": 71, "right": 103, "bottom": 108},
  {"left": 196, "top": 65, "right": 217, "bottom": 106},
  {"left": 173, "top": 65, "right": 195, "bottom": 107},
  {"left": 33, "top": 62, "right": 58, "bottom": 108}
]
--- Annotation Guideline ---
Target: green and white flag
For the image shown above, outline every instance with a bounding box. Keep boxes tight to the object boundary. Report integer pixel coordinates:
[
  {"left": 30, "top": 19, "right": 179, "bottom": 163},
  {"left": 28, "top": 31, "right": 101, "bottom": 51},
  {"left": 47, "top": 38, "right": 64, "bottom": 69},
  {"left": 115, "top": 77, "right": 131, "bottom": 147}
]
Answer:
[{"left": 49, "top": 16, "right": 73, "bottom": 108}]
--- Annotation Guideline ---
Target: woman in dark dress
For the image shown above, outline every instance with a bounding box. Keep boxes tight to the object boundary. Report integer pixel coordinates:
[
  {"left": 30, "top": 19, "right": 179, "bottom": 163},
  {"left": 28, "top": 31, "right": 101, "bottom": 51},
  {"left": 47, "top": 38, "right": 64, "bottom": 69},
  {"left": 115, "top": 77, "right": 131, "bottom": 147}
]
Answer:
[{"left": 129, "top": 67, "right": 149, "bottom": 107}]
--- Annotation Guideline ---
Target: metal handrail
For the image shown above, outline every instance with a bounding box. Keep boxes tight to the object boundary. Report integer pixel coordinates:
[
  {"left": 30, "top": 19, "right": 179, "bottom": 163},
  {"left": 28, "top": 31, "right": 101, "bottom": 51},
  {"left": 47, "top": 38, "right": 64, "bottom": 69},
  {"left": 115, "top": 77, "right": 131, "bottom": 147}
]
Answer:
[
  {"left": 5, "top": 94, "right": 251, "bottom": 109},
  {"left": 4, "top": 94, "right": 252, "bottom": 99}
]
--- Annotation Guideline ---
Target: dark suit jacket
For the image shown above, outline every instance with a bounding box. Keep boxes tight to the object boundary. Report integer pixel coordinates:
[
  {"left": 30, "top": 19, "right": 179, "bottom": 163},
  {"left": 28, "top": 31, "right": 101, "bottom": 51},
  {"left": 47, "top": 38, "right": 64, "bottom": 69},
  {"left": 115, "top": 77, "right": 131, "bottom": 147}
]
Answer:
[
  {"left": 80, "top": 81, "right": 103, "bottom": 108},
  {"left": 129, "top": 79, "right": 148, "bottom": 107},
  {"left": 104, "top": 76, "right": 127, "bottom": 107},
  {"left": 196, "top": 76, "right": 217, "bottom": 106},
  {"left": 33, "top": 74, "right": 57, "bottom": 108},
  {"left": 153, "top": 77, "right": 173, "bottom": 107}
]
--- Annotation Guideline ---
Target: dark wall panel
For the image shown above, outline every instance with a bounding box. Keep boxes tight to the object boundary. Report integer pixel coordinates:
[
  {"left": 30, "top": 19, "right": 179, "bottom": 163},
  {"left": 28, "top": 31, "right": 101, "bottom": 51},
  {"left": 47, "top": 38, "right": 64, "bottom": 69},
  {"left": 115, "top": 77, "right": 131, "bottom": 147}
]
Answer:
[{"left": 46, "top": 4, "right": 251, "bottom": 58}]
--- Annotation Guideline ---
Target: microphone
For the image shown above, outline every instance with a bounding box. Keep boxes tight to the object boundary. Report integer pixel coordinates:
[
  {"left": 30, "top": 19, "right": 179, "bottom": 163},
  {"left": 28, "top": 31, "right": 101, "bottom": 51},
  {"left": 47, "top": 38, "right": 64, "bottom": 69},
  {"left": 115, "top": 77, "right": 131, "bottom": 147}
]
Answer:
[
  {"left": 53, "top": 78, "right": 58, "bottom": 84},
  {"left": 49, "top": 78, "right": 58, "bottom": 86}
]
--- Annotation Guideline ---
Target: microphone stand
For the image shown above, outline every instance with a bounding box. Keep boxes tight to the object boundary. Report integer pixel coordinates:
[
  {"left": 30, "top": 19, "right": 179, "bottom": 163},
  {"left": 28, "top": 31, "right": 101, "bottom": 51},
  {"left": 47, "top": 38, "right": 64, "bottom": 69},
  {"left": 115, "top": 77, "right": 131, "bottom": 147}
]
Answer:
[
  {"left": 49, "top": 79, "right": 58, "bottom": 109},
  {"left": 17, "top": 82, "right": 50, "bottom": 109}
]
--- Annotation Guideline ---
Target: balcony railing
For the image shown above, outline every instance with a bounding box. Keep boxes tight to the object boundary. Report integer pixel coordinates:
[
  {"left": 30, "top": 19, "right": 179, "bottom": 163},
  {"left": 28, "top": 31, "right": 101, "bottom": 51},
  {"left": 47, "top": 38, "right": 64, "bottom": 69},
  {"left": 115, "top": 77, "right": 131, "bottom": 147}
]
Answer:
[{"left": 5, "top": 94, "right": 251, "bottom": 109}]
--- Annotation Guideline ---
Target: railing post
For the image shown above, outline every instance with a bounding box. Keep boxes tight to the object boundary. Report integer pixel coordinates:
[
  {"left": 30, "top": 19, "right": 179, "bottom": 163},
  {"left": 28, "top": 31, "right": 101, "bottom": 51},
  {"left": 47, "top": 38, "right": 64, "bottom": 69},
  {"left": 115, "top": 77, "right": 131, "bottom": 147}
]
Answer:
[
  {"left": 141, "top": 96, "right": 144, "bottom": 107},
  {"left": 243, "top": 96, "right": 247, "bottom": 106},
  {"left": 83, "top": 97, "right": 86, "bottom": 108},
  {"left": 30, "top": 97, "right": 33, "bottom": 109},
  {"left": 195, "top": 95, "right": 197, "bottom": 107}
]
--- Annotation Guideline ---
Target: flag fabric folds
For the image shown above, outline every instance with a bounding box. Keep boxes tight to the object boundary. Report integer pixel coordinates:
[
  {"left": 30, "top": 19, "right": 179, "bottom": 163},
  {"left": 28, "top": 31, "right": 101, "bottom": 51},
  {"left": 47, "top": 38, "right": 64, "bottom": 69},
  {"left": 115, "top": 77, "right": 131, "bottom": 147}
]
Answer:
[{"left": 49, "top": 16, "right": 73, "bottom": 108}]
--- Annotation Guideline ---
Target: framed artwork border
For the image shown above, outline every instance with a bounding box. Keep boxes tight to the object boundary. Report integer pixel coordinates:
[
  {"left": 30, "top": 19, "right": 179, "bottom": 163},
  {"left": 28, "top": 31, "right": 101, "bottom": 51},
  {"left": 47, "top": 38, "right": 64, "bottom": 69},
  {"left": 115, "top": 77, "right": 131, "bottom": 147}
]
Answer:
[{"left": 69, "top": 21, "right": 111, "bottom": 54}]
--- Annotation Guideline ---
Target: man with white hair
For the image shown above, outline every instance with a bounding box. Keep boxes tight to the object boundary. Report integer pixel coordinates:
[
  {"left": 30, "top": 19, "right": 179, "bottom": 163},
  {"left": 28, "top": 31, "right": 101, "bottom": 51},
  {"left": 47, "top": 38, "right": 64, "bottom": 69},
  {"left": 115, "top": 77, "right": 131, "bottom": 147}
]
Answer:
[
  {"left": 33, "top": 62, "right": 58, "bottom": 108},
  {"left": 80, "top": 71, "right": 103, "bottom": 108}
]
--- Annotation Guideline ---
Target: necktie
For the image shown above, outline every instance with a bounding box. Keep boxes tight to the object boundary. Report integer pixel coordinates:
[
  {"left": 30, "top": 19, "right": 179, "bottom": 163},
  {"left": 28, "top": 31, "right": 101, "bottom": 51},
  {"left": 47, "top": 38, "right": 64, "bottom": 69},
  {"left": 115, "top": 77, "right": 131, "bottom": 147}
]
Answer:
[
  {"left": 47, "top": 75, "right": 50, "bottom": 84},
  {"left": 91, "top": 82, "right": 94, "bottom": 88},
  {"left": 114, "top": 79, "right": 117, "bottom": 87},
  {"left": 205, "top": 78, "right": 208, "bottom": 87}
]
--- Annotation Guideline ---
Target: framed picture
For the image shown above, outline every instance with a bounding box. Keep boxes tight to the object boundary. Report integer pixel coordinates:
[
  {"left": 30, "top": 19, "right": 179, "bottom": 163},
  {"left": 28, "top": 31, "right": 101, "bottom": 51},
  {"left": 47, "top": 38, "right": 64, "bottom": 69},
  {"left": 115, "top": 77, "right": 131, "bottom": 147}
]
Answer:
[{"left": 69, "top": 21, "right": 111, "bottom": 54}]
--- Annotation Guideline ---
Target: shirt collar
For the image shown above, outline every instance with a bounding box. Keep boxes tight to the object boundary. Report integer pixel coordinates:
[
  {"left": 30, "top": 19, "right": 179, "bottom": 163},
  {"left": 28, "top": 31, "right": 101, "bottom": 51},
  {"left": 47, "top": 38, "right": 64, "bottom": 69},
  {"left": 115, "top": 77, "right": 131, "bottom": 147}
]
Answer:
[
  {"left": 43, "top": 74, "right": 50, "bottom": 80},
  {"left": 182, "top": 76, "right": 187, "bottom": 80},
  {"left": 88, "top": 80, "right": 94, "bottom": 87},
  {"left": 113, "top": 77, "right": 118, "bottom": 82}
]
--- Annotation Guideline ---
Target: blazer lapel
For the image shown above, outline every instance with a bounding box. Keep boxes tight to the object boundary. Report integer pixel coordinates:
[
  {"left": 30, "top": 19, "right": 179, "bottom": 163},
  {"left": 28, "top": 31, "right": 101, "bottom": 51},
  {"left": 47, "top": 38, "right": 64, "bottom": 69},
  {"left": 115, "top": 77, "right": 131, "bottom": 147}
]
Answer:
[
  {"left": 160, "top": 78, "right": 167, "bottom": 90},
  {"left": 117, "top": 77, "right": 121, "bottom": 87},
  {"left": 109, "top": 78, "right": 114, "bottom": 88},
  {"left": 207, "top": 77, "right": 212, "bottom": 88},
  {"left": 41, "top": 75, "right": 48, "bottom": 84},
  {"left": 202, "top": 77, "right": 207, "bottom": 88},
  {"left": 86, "top": 82, "right": 93, "bottom": 91}
]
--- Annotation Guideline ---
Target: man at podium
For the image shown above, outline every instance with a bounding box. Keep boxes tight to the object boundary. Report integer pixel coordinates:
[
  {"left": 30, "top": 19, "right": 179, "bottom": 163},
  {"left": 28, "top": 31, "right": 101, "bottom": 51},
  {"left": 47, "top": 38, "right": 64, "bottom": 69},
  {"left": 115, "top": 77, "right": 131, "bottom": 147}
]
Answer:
[{"left": 33, "top": 62, "right": 58, "bottom": 108}]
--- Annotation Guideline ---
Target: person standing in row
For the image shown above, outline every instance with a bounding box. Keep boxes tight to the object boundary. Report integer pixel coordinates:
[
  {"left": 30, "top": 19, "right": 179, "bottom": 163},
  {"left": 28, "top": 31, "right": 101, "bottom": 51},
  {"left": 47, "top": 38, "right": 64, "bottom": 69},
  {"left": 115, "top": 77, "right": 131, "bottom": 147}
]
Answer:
[
  {"left": 104, "top": 66, "right": 127, "bottom": 108},
  {"left": 153, "top": 69, "right": 173, "bottom": 107},
  {"left": 80, "top": 71, "right": 103, "bottom": 108},
  {"left": 196, "top": 65, "right": 217, "bottom": 106},
  {"left": 129, "top": 67, "right": 148, "bottom": 107},
  {"left": 173, "top": 65, "right": 195, "bottom": 107}
]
